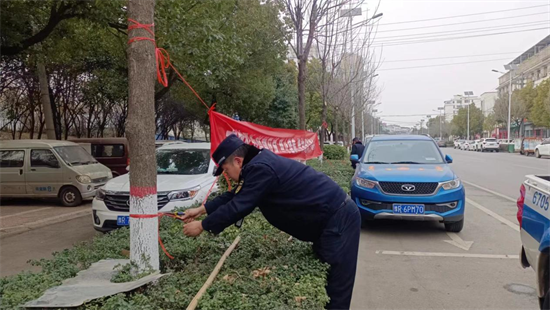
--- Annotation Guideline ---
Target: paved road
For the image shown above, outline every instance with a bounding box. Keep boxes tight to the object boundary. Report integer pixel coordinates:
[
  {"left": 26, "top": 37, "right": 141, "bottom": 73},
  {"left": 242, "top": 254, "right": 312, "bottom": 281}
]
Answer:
[
  {"left": 351, "top": 148, "right": 547, "bottom": 309},
  {"left": 0, "top": 199, "right": 97, "bottom": 277}
]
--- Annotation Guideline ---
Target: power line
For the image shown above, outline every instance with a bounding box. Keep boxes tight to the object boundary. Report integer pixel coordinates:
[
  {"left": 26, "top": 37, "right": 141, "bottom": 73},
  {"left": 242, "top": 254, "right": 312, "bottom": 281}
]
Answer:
[
  {"left": 373, "top": 12, "right": 547, "bottom": 33},
  {"left": 374, "top": 20, "right": 548, "bottom": 41},
  {"left": 379, "top": 57, "right": 513, "bottom": 71},
  {"left": 383, "top": 51, "right": 523, "bottom": 63},
  {"left": 378, "top": 4, "right": 547, "bottom": 26},
  {"left": 372, "top": 27, "right": 549, "bottom": 47}
]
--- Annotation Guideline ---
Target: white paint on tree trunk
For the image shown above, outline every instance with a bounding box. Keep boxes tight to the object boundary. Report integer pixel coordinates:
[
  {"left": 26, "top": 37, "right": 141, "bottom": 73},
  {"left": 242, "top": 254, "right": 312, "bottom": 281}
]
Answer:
[{"left": 130, "top": 194, "right": 159, "bottom": 271}]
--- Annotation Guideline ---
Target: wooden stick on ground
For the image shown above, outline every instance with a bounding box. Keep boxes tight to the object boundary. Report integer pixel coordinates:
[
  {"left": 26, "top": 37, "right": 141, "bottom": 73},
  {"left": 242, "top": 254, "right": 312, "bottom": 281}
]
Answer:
[{"left": 186, "top": 235, "right": 241, "bottom": 310}]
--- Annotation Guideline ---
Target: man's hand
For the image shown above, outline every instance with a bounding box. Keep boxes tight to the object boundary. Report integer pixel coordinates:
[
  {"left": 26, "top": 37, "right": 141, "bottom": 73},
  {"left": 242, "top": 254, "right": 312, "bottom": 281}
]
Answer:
[
  {"left": 183, "top": 221, "right": 204, "bottom": 237},
  {"left": 182, "top": 205, "right": 206, "bottom": 223}
]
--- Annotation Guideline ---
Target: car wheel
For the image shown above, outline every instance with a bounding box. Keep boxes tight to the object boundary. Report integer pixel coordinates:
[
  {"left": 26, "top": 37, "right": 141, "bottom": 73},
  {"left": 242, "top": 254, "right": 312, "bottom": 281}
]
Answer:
[
  {"left": 536, "top": 150, "right": 542, "bottom": 158},
  {"left": 444, "top": 219, "right": 464, "bottom": 232},
  {"left": 59, "top": 186, "right": 82, "bottom": 207}
]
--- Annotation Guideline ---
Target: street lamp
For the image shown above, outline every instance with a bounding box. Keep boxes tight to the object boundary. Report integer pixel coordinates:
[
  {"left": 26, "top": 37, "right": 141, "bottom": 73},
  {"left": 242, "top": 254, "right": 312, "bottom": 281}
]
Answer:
[
  {"left": 492, "top": 64, "right": 518, "bottom": 140},
  {"left": 464, "top": 91, "right": 474, "bottom": 140},
  {"left": 435, "top": 107, "right": 445, "bottom": 139}
]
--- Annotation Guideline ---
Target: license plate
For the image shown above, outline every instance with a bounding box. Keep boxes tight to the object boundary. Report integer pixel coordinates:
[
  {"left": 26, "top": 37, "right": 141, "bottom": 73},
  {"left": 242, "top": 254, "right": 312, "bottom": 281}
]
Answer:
[
  {"left": 393, "top": 204, "right": 425, "bottom": 214},
  {"left": 117, "top": 215, "right": 130, "bottom": 226}
]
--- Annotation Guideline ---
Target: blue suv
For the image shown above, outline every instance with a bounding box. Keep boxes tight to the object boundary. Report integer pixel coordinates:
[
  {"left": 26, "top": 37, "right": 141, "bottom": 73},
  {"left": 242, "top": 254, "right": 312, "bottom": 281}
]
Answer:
[{"left": 350, "top": 135, "right": 465, "bottom": 232}]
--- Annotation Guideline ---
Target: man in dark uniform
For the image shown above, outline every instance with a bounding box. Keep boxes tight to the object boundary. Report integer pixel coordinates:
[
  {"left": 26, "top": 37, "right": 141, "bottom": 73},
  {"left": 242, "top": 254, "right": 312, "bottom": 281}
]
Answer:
[
  {"left": 350, "top": 137, "right": 365, "bottom": 169},
  {"left": 182, "top": 134, "right": 361, "bottom": 310}
]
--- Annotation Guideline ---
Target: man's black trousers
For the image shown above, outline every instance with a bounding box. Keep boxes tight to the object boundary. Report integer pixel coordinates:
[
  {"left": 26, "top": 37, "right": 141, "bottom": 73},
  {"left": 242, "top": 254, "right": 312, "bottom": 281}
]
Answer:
[{"left": 314, "top": 198, "right": 361, "bottom": 310}]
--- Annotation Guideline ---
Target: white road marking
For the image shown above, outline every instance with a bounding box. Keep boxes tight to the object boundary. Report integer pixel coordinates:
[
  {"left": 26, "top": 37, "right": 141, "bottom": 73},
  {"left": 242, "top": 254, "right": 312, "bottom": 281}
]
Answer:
[
  {"left": 376, "top": 250, "right": 519, "bottom": 259},
  {"left": 443, "top": 232, "right": 473, "bottom": 251},
  {"left": 466, "top": 198, "right": 520, "bottom": 232},
  {"left": 462, "top": 180, "right": 516, "bottom": 202},
  {"left": 0, "top": 207, "right": 54, "bottom": 220}
]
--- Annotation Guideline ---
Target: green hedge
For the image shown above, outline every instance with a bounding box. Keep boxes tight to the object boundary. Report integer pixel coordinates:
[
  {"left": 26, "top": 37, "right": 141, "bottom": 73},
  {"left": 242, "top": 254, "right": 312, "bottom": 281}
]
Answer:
[
  {"left": 323, "top": 145, "right": 347, "bottom": 160},
  {"left": 0, "top": 160, "right": 356, "bottom": 310}
]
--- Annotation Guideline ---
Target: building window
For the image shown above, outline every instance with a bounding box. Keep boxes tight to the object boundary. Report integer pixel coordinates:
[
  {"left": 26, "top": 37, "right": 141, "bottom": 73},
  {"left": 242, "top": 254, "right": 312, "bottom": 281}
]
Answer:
[
  {"left": 465, "top": 100, "right": 470, "bottom": 103},
  {"left": 457, "top": 100, "right": 462, "bottom": 104}
]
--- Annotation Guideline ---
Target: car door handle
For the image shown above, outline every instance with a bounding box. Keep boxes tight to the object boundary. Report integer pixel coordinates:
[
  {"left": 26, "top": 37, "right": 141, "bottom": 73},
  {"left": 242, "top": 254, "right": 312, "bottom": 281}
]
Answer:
[
  {"left": 19, "top": 169, "right": 23, "bottom": 175},
  {"left": 30, "top": 168, "right": 36, "bottom": 171}
]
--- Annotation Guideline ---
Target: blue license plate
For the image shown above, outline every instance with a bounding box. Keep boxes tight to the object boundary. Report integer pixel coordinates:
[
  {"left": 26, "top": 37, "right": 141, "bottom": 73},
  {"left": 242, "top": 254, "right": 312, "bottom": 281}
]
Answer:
[
  {"left": 393, "top": 204, "right": 425, "bottom": 214},
  {"left": 117, "top": 216, "right": 130, "bottom": 226}
]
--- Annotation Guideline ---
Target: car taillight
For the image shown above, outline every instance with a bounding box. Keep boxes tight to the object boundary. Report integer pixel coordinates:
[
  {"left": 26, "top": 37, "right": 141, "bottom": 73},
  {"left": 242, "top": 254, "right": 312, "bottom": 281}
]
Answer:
[{"left": 517, "top": 184, "right": 525, "bottom": 227}]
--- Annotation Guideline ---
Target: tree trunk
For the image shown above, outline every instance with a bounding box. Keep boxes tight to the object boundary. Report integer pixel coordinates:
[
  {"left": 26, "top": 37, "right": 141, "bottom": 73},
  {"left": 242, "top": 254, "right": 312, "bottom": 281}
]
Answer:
[
  {"left": 37, "top": 62, "right": 56, "bottom": 140},
  {"left": 297, "top": 58, "right": 307, "bottom": 130},
  {"left": 127, "top": 0, "right": 159, "bottom": 272}
]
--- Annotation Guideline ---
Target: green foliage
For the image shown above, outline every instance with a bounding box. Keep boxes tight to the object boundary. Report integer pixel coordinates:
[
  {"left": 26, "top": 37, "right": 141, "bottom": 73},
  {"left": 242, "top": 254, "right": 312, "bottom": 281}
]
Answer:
[
  {"left": 530, "top": 79, "right": 550, "bottom": 128},
  {"left": 307, "top": 159, "right": 355, "bottom": 194},
  {"left": 323, "top": 145, "right": 347, "bottom": 160},
  {"left": 451, "top": 104, "right": 484, "bottom": 137}
]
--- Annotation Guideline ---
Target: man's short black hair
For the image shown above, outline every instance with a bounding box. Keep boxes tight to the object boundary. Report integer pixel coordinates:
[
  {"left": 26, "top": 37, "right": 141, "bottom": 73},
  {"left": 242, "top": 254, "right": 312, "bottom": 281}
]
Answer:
[
  {"left": 227, "top": 144, "right": 250, "bottom": 162},
  {"left": 352, "top": 137, "right": 359, "bottom": 142}
]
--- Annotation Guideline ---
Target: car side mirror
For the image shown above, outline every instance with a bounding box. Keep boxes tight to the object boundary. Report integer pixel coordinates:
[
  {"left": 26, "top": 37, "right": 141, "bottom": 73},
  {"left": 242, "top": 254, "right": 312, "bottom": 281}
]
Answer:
[
  {"left": 445, "top": 155, "right": 453, "bottom": 164},
  {"left": 350, "top": 154, "right": 359, "bottom": 161}
]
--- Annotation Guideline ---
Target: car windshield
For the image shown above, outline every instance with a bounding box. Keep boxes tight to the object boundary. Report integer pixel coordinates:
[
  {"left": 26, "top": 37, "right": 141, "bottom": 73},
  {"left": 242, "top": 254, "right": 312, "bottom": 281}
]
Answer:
[
  {"left": 486, "top": 139, "right": 496, "bottom": 142},
  {"left": 156, "top": 149, "right": 210, "bottom": 175},
  {"left": 363, "top": 140, "right": 445, "bottom": 164},
  {"left": 54, "top": 146, "right": 98, "bottom": 166}
]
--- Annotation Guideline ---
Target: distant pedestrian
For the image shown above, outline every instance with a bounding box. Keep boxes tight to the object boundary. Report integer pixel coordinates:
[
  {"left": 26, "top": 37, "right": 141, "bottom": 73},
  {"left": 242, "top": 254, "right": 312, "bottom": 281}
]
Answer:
[{"left": 350, "top": 137, "right": 365, "bottom": 169}]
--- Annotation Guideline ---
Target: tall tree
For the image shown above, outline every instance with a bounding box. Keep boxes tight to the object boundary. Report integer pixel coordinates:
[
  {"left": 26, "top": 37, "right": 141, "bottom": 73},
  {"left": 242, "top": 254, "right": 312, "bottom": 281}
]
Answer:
[
  {"left": 451, "top": 104, "right": 484, "bottom": 138},
  {"left": 283, "top": 0, "right": 350, "bottom": 130},
  {"left": 530, "top": 79, "right": 550, "bottom": 128},
  {"left": 127, "top": 0, "right": 159, "bottom": 272}
]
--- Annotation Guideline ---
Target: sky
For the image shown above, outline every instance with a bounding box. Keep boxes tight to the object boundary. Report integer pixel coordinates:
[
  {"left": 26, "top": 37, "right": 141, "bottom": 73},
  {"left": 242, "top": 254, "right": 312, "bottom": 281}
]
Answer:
[{"left": 359, "top": 0, "right": 550, "bottom": 128}]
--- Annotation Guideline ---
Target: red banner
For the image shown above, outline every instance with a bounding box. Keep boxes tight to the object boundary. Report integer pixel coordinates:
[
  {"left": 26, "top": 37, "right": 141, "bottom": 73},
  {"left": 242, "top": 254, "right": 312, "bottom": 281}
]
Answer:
[{"left": 209, "top": 112, "right": 322, "bottom": 160}]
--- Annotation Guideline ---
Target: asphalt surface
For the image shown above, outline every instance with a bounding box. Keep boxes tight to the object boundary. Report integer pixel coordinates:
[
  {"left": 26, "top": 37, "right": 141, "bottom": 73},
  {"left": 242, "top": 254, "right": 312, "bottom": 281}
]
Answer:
[
  {"left": 0, "top": 199, "right": 97, "bottom": 277},
  {"left": 351, "top": 147, "right": 548, "bottom": 310}
]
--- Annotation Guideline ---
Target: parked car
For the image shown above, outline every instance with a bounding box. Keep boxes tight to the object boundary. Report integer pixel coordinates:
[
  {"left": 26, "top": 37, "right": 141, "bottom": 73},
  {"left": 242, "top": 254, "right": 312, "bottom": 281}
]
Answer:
[
  {"left": 535, "top": 138, "right": 550, "bottom": 158},
  {"left": 350, "top": 135, "right": 465, "bottom": 232},
  {"left": 454, "top": 139, "right": 465, "bottom": 149},
  {"left": 435, "top": 139, "right": 446, "bottom": 148},
  {"left": 480, "top": 138, "right": 499, "bottom": 152},
  {"left": 517, "top": 174, "right": 550, "bottom": 309},
  {"left": 69, "top": 138, "right": 129, "bottom": 176},
  {"left": 472, "top": 139, "right": 481, "bottom": 151},
  {"left": 92, "top": 142, "right": 217, "bottom": 232},
  {"left": 468, "top": 140, "right": 477, "bottom": 151},
  {"left": 0, "top": 140, "right": 112, "bottom": 206}
]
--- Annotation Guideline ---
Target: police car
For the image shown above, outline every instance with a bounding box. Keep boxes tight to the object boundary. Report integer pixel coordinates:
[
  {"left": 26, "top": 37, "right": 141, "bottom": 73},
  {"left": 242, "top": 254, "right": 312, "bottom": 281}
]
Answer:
[
  {"left": 350, "top": 135, "right": 465, "bottom": 232},
  {"left": 518, "top": 175, "right": 550, "bottom": 309}
]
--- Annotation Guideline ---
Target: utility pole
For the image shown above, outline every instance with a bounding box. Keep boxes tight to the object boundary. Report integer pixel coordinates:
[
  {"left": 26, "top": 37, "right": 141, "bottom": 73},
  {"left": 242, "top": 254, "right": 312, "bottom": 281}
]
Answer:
[
  {"left": 506, "top": 67, "right": 514, "bottom": 140},
  {"left": 127, "top": 0, "right": 159, "bottom": 272},
  {"left": 438, "top": 107, "right": 444, "bottom": 139}
]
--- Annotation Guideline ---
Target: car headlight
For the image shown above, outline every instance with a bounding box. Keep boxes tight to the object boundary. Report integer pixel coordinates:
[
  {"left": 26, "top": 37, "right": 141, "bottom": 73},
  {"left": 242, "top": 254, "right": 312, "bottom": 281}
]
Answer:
[
  {"left": 95, "top": 188, "right": 106, "bottom": 201},
  {"left": 107, "top": 171, "right": 113, "bottom": 179},
  {"left": 76, "top": 175, "right": 92, "bottom": 184},
  {"left": 168, "top": 186, "right": 201, "bottom": 201},
  {"left": 355, "top": 177, "right": 377, "bottom": 189},
  {"left": 441, "top": 178, "right": 461, "bottom": 190}
]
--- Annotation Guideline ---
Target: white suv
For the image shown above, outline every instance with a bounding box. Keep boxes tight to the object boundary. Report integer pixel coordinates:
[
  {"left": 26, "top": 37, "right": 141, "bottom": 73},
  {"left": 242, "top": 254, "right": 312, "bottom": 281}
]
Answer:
[
  {"left": 92, "top": 142, "right": 218, "bottom": 232},
  {"left": 480, "top": 138, "right": 499, "bottom": 152}
]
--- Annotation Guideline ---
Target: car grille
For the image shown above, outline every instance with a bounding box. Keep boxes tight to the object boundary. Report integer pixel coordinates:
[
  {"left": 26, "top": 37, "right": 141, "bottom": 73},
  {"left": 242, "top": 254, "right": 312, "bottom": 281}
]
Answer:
[
  {"left": 104, "top": 193, "right": 169, "bottom": 212},
  {"left": 360, "top": 200, "right": 458, "bottom": 213},
  {"left": 378, "top": 182, "right": 439, "bottom": 195}
]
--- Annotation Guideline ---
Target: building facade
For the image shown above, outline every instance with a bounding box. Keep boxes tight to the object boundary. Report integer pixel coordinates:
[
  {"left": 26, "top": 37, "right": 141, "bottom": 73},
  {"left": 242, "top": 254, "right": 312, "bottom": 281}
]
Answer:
[
  {"left": 443, "top": 94, "right": 482, "bottom": 122},
  {"left": 496, "top": 35, "right": 550, "bottom": 139},
  {"left": 479, "top": 92, "right": 497, "bottom": 117}
]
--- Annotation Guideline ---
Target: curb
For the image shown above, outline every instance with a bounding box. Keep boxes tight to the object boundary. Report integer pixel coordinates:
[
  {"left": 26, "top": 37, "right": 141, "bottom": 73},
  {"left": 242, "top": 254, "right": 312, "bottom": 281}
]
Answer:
[{"left": 0, "top": 209, "right": 92, "bottom": 239}]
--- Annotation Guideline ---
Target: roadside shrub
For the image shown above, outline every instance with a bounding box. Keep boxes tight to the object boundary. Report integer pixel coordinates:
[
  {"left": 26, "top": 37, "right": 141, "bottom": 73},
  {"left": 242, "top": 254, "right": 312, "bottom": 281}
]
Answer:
[{"left": 323, "top": 145, "right": 347, "bottom": 160}]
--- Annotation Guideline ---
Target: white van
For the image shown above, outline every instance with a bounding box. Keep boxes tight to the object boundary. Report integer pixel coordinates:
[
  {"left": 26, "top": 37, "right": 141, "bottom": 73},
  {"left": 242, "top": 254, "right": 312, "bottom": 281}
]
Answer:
[{"left": 0, "top": 140, "right": 112, "bottom": 206}]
